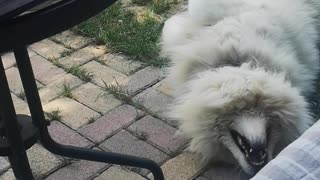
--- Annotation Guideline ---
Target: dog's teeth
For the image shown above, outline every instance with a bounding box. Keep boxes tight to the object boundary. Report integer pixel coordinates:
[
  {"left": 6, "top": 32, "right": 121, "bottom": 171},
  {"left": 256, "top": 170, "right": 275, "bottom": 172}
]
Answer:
[
  {"left": 245, "top": 153, "right": 249, "bottom": 158},
  {"left": 252, "top": 160, "right": 265, "bottom": 166},
  {"left": 237, "top": 136, "right": 243, "bottom": 145},
  {"left": 249, "top": 148, "right": 253, "bottom": 153},
  {"left": 260, "top": 151, "right": 267, "bottom": 159}
]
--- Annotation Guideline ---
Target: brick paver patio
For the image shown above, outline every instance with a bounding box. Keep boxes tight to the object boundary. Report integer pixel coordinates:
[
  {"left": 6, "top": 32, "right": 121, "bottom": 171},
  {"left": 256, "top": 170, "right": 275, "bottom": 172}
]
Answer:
[{"left": 0, "top": 30, "right": 210, "bottom": 180}]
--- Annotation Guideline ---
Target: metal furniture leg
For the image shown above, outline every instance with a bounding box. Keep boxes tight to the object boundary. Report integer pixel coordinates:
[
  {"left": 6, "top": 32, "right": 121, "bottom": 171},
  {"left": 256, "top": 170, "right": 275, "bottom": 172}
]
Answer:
[
  {"left": 0, "top": 57, "right": 34, "bottom": 180},
  {"left": 14, "top": 47, "right": 165, "bottom": 180}
]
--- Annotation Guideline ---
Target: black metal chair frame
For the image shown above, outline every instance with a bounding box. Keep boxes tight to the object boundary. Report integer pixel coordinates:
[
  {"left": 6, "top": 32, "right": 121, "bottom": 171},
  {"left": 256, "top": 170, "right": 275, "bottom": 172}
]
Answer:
[{"left": 0, "top": 0, "right": 164, "bottom": 179}]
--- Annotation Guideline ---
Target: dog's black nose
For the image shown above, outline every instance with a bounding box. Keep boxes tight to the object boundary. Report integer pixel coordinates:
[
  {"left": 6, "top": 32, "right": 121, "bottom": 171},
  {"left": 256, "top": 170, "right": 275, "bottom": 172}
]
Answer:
[{"left": 246, "top": 145, "right": 267, "bottom": 169}]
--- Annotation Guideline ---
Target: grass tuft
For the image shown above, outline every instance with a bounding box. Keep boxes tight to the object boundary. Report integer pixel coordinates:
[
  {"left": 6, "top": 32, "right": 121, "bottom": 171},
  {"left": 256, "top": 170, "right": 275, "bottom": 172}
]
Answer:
[
  {"left": 50, "top": 58, "right": 64, "bottom": 68},
  {"left": 45, "top": 110, "right": 62, "bottom": 121},
  {"left": 61, "top": 81, "right": 73, "bottom": 98},
  {"left": 60, "top": 50, "right": 72, "bottom": 57},
  {"left": 102, "top": 79, "right": 134, "bottom": 105},
  {"left": 67, "top": 65, "right": 93, "bottom": 82},
  {"left": 88, "top": 116, "right": 96, "bottom": 124},
  {"left": 94, "top": 58, "right": 106, "bottom": 65}
]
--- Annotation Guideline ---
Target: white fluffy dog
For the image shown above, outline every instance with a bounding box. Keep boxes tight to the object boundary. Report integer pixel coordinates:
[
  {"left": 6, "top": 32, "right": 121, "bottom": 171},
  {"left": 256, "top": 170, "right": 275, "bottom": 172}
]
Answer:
[{"left": 161, "top": 0, "right": 320, "bottom": 176}]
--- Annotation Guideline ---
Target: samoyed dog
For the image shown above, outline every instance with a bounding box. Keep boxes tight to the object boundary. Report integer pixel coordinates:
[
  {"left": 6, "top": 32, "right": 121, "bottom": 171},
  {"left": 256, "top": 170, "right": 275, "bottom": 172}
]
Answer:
[{"left": 161, "top": 0, "right": 320, "bottom": 175}]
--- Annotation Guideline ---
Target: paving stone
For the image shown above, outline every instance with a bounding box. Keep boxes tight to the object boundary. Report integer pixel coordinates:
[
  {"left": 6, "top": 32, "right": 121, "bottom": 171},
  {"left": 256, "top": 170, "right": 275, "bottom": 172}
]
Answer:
[
  {"left": 5, "top": 66, "right": 25, "bottom": 95},
  {"left": 125, "top": 66, "right": 164, "bottom": 94},
  {"left": 58, "top": 45, "right": 106, "bottom": 68},
  {"left": 11, "top": 93, "right": 30, "bottom": 115},
  {"left": 31, "top": 55, "right": 66, "bottom": 85},
  {"left": 99, "top": 130, "right": 168, "bottom": 175},
  {"left": 79, "top": 105, "right": 140, "bottom": 143},
  {"left": 30, "top": 39, "right": 70, "bottom": 59},
  {"left": 43, "top": 98, "right": 100, "bottom": 129},
  {"left": 1, "top": 49, "right": 36, "bottom": 70},
  {"left": 202, "top": 164, "right": 250, "bottom": 180},
  {"left": 1, "top": 52, "right": 16, "bottom": 70},
  {"left": 133, "top": 88, "right": 172, "bottom": 114},
  {"left": 27, "top": 144, "right": 64, "bottom": 179},
  {"left": 94, "top": 166, "right": 146, "bottom": 180},
  {"left": 6, "top": 67, "right": 42, "bottom": 96},
  {"left": 99, "top": 53, "right": 143, "bottom": 75},
  {"left": 0, "top": 157, "right": 10, "bottom": 174},
  {"left": 51, "top": 30, "right": 93, "bottom": 49},
  {"left": 148, "top": 153, "right": 202, "bottom": 180},
  {"left": 39, "top": 74, "right": 83, "bottom": 103},
  {"left": 128, "top": 115, "right": 187, "bottom": 154},
  {"left": 155, "top": 77, "right": 175, "bottom": 97},
  {"left": 46, "top": 160, "right": 108, "bottom": 180},
  {"left": 82, "top": 61, "right": 127, "bottom": 87},
  {"left": 73, "top": 83, "right": 121, "bottom": 114},
  {"left": 133, "top": 88, "right": 174, "bottom": 124},
  {"left": 48, "top": 121, "right": 93, "bottom": 148},
  {"left": 0, "top": 169, "right": 15, "bottom": 180}
]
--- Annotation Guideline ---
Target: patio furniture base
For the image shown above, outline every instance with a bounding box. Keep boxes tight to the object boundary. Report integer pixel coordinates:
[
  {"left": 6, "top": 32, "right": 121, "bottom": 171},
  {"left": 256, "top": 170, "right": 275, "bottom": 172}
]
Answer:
[
  {"left": 0, "top": 47, "right": 164, "bottom": 180},
  {"left": 0, "top": 115, "right": 38, "bottom": 156}
]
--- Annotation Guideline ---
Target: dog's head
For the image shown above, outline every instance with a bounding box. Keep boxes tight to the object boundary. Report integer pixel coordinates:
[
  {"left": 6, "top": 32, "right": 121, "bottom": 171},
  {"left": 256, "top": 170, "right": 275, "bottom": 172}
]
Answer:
[{"left": 170, "top": 65, "right": 313, "bottom": 175}]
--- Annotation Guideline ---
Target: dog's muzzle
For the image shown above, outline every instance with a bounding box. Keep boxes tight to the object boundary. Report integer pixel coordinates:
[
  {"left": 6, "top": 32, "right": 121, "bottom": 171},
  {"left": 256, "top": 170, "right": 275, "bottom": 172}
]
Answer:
[{"left": 231, "top": 130, "right": 268, "bottom": 171}]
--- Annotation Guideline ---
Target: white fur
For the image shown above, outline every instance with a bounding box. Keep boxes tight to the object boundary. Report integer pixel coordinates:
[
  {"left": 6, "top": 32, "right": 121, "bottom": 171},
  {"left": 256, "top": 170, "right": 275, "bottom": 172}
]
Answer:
[{"left": 161, "top": 0, "right": 320, "bottom": 175}]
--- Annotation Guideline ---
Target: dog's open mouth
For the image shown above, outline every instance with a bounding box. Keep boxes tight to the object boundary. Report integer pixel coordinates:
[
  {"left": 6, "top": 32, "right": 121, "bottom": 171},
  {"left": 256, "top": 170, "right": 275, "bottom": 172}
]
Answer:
[{"left": 230, "top": 130, "right": 267, "bottom": 168}]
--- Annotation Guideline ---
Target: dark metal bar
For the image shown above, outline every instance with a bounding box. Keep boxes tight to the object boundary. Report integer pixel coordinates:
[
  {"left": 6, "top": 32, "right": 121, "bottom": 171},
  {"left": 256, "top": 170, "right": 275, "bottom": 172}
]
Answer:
[
  {"left": 0, "top": 56, "right": 34, "bottom": 179},
  {"left": 0, "top": 117, "right": 4, "bottom": 136},
  {"left": 0, "top": 0, "right": 118, "bottom": 53},
  {"left": 14, "top": 47, "right": 164, "bottom": 180}
]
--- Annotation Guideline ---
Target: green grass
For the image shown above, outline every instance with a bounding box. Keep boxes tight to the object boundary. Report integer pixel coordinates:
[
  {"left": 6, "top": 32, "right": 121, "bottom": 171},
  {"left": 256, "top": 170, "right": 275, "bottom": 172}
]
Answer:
[
  {"left": 132, "top": 0, "right": 148, "bottom": 6},
  {"left": 67, "top": 65, "right": 93, "bottom": 82},
  {"left": 150, "top": 0, "right": 179, "bottom": 14},
  {"left": 102, "top": 79, "right": 135, "bottom": 105},
  {"left": 60, "top": 50, "right": 72, "bottom": 57},
  {"left": 51, "top": 59, "right": 93, "bottom": 82},
  {"left": 45, "top": 110, "right": 62, "bottom": 121},
  {"left": 88, "top": 116, "right": 96, "bottom": 124},
  {"left": 132, "top": 0, "right": 179, "bottom": 14},
  {"left": 61, "top": 81, "right": 73, "bottom": 98},
  {"left": 74, "top": 1, "right": 176, "bottom": 67},
  {"left": 50, "top": 58, "right": 64, "bottom": 68},
  {"left": 94, "top": 58, "right": 106, "bottom": 65},
  {"left": 102, "top": 79, "right": 162, "bottom": 119}
]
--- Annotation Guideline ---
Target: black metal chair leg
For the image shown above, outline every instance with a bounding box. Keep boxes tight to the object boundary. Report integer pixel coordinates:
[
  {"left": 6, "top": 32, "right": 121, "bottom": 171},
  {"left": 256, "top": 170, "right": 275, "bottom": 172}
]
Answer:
[
  {"left": 0, "top": 57, "right": 34, "bottom": 180},
  {"left": 0, "top": 117, "right": 4, "bottom": 136},
  {"left": 14, "top": 47, "right": 165, "bottom": 180}
]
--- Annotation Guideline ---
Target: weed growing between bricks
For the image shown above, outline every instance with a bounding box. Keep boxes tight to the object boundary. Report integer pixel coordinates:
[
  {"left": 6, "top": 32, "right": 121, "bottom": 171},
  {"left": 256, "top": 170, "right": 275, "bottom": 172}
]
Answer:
[
  {"left": 49, "top": 57, "right": 93, "bottom": 82},
  {"left": 88, "top": 116, "right": 96, "bottom": 124},
  {"left": 67, "top": 65, "right": 93, "bottom": 82},
  {"left": 60, "top": 50, "right": 72, "bottom": 58},
  {"left": 45, "top": 110, "right": 62, "bottom": 121},
  {"left": 50, "top": 58, "right": 64, "bottom": 69},
  {"left": 61, "top": 81, "right": 74, "bottom": 98},
  {"left": 94, "top": 58, "right": 106, "bottom": 65},
  {"left": 102, "top": 79, "right": 164, "bottom": 120}
]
